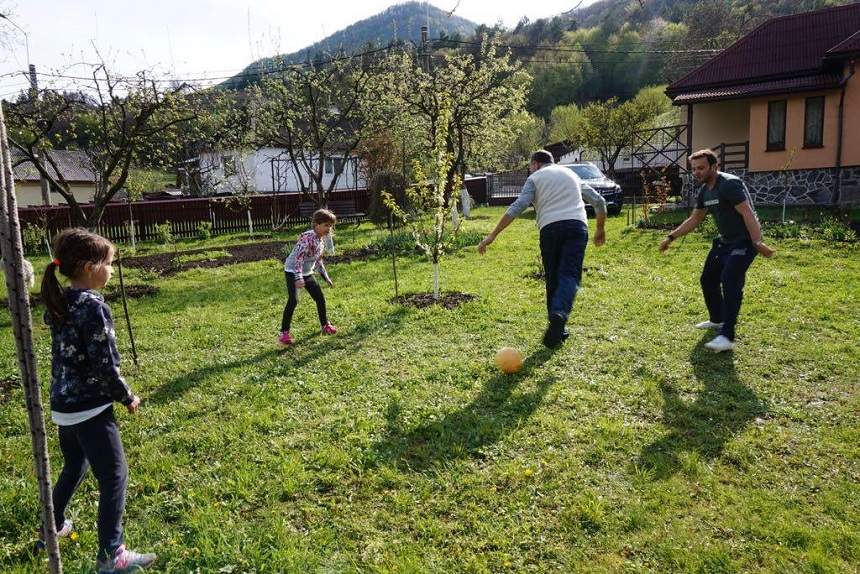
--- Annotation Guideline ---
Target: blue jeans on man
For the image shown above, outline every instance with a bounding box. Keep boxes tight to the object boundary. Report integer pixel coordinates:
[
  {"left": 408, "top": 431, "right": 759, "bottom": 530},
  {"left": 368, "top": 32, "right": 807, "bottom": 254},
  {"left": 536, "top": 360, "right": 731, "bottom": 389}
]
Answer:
[
  {"left": 539, "top": 219, "right": 589, "bottom": 346},
  {"left": 700, "top": 238, "right": 758, "bottom": 341}
]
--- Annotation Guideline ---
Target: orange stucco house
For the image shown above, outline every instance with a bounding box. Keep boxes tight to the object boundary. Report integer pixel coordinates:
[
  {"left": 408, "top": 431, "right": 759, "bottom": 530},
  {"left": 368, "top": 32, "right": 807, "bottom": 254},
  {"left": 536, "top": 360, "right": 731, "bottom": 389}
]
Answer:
[{"left": 666, "top": 3, "right": 860, "bottom": 205}]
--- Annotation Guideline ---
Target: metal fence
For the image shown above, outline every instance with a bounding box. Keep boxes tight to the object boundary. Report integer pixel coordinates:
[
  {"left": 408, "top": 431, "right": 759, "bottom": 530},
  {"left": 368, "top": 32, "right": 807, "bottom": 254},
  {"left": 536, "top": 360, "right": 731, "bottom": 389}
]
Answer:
[{"left": 486, "top": 168, "right": 529, "bottom": 206}]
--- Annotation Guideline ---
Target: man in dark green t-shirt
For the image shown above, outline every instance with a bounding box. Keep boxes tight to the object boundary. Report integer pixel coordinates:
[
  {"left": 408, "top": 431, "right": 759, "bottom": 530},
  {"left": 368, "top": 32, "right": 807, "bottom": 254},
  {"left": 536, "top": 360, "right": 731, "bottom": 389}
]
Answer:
[{"left": 659, "top": 149, "right": 775, "bottom": 352}]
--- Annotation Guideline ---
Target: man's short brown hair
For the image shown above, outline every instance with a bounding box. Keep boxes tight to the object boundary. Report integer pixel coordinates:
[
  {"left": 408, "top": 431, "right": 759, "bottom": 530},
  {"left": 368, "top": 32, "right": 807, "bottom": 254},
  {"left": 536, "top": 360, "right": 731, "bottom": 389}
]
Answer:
[
  {"left": 689, "top": 149, "right": 719, "bottom": 166},
  {"left": 530, "top": 150, "right": 554, "bottom": 165},
  {"left": 312, "top": 208, "right": 337, "bottom": 225}
]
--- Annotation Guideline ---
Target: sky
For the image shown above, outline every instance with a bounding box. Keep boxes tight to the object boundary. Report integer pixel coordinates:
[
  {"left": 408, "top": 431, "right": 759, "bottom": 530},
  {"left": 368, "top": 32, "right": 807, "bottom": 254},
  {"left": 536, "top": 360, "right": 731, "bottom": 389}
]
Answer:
[{"left": 0, "top": 0, "right": 594, "bottom": 98}]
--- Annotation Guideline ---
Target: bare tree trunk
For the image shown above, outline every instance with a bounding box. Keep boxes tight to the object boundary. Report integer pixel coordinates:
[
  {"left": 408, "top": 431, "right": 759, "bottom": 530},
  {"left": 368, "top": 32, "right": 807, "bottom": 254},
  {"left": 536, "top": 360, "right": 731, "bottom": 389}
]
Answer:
[{"left": 0, "top": 105, "right": 63, "bottom": 573}]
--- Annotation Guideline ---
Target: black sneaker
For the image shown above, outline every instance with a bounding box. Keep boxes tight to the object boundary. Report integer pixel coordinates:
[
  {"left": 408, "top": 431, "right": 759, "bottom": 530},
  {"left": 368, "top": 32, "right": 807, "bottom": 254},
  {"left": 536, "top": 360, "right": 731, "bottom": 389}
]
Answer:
[{"left": 543, "top": 312, "right": 566, "bottom": 348}]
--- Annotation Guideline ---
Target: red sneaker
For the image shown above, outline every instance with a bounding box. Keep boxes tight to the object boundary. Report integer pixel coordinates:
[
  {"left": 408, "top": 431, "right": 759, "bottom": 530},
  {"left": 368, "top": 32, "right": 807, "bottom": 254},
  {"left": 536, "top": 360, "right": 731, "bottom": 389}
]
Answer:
[
  {"left": 321, "top": 323, "right": 337, "bottom": 335},
  {"left": 278, "top": 331, "right": 295, "bottom": 345}
]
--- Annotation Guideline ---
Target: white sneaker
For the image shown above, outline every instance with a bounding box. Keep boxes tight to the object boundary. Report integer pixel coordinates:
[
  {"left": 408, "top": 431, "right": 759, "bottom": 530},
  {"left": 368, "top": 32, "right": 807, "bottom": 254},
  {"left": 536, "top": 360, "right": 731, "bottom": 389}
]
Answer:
[
  {"left": 57, "top": 519, "right": 73, "bottom": 538},
  {"left": 97, "top": 544, "right": 157, "bottom": 573},
  {"left": 695, "top": 321, "right": 724, "bottom": 330},
  {"left": 704, "top": 335, "right": 735, "bottom": 353}
]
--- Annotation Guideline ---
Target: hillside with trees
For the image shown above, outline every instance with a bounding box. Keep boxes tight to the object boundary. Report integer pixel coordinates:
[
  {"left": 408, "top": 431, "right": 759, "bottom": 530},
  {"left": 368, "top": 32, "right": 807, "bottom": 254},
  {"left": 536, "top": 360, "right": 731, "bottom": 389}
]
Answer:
[{"left": 223, "top": 2, "right": 477, "bottom": 89}]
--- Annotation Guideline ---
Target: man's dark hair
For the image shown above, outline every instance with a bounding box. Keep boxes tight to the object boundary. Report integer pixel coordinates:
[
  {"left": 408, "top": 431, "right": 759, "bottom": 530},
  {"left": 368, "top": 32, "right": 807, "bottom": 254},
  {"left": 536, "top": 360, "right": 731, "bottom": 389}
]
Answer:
[
  {"left": 689, "top": 149, "right": 719, "bottom": 166},
  {"left": 530, "top": 150, "right": 554, "bottom": 165}
]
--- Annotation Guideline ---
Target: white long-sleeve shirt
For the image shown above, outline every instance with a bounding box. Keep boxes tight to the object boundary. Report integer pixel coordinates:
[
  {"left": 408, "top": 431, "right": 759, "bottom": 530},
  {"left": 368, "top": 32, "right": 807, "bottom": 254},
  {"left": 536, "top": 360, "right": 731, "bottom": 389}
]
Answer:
[
  {"left": 283, "top": 230, "right": 330, "bottom": 280},
  {"left": 506, "top": 164, "right": 607, "bottom": 230}
]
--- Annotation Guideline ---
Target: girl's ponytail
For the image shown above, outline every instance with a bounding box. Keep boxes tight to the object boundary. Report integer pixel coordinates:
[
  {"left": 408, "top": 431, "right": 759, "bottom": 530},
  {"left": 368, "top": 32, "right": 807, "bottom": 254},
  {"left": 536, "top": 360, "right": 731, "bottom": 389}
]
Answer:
[
  {"left": 41, "top": 258, "right": 67, "bottom": 321},
  {"left": 40, "top": 228, "right": 114, "bottom": 321}
]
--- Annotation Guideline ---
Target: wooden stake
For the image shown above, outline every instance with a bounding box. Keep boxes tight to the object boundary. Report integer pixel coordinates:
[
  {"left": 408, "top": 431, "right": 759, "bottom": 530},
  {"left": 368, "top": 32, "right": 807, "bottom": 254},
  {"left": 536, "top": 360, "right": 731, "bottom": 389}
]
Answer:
[
  {"left": 116, "top": 256, "right": 139, "bottom": 368},
  {"left": 0, "top": 103, "right": 63, "bottom": 572}
]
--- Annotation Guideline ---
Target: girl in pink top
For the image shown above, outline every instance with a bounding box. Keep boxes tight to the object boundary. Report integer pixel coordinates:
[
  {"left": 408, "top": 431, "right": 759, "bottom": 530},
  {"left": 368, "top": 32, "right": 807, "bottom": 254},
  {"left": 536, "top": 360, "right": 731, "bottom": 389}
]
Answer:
[{"left": 279, "top": 209, "right": 337, "bottom": 344}]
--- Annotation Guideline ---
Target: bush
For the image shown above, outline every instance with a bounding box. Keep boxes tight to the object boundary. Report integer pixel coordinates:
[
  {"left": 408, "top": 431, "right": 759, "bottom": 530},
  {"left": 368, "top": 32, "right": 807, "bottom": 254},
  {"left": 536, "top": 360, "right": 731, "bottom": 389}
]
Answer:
[
  {"left": 763, "top": 216, "right": 856, "bottom": 242},
  {"left": 21, "top": 224, "right": 48, "bottom": 255},
  {"left": 367, "top": 231, "right": 419, "bottom": 254},
  {"left": 367, "top": 171, "right": 410, "bottom": 225},
  {"left": 154, "top": 221, "right": 174, "bottom": 246},
  {"left": 819, "top": 216, "right": 856, "bottom": 242},
  {"left": 366, "top": 229, "right": 483, "bottom": 255},
  {"left": 196, "top": 221, "right": 213, "bottom": 241}
]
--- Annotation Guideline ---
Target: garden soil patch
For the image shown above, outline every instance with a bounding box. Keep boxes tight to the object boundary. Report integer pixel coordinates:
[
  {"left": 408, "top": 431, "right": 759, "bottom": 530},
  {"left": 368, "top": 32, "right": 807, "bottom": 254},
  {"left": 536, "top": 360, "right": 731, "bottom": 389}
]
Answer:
[
  {"left": 124, "top": 242, "right": 382, "bottom": 276},
  {"left": 391, "top": 292, "right": 476, "bottom": 309},
  {"left": 0, "top": 284, "right": 159, "bottom": 309}
]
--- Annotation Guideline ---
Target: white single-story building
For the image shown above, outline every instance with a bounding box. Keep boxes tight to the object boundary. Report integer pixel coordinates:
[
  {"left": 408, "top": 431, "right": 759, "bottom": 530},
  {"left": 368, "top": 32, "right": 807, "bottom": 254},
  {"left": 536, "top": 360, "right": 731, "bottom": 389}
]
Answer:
[
  {"left": 12, "top": 149, "right": 97, "bottom": 207},
  {"left": 189, "top": 148, "right": 366, "bottom": 195}
]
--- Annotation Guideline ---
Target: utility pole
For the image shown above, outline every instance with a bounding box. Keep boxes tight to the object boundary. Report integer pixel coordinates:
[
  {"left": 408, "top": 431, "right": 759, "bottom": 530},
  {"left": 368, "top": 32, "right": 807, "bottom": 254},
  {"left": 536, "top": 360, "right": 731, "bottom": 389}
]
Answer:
[
  {"left": 0, "top": 14, "right": 50, "bottom": 205},
  {"left": 27, "top": 65, "right": 52, "bottom": 206},
  {"left": 420, "top": 25, "right": 430, "bottom": 73}
]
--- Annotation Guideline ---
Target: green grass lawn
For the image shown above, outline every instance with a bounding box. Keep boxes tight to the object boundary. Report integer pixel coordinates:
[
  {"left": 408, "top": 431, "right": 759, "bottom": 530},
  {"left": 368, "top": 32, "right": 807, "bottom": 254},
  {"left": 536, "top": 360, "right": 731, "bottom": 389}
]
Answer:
[{"left": 1, "top": 208, "right": 858, "bottom": 573}]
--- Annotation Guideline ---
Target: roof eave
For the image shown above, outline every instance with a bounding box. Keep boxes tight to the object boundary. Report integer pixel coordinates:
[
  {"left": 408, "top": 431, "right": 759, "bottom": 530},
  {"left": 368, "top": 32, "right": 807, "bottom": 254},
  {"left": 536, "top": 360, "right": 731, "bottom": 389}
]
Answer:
[{"left": 671, "top": 81, "right": 842, "bottom": 105}]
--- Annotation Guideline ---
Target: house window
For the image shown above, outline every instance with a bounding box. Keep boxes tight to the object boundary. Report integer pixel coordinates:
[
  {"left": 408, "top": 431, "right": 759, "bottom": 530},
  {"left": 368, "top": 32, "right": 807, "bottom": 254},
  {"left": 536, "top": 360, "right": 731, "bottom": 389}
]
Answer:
[
  {"left": 223, "top": 155, "right": 237, "bottom": 177},
  {"left": 333, "top": 158, "right": 344, "bottom": 174},
  {"left": 324, "top": 158, "right": 333, "bottom": 174},
  {"left": 766, "top": 100, "right": 786, "bottom": 151},
  {"left": 804, "top": 96, "right": 825, "bottom": 148}
]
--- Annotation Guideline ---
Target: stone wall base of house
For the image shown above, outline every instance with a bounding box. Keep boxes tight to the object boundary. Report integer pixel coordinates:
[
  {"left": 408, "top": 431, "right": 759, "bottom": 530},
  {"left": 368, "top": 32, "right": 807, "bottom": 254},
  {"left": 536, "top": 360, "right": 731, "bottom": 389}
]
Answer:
[{"left": 682, "top": 166, "right": 860, "bottom": 206}]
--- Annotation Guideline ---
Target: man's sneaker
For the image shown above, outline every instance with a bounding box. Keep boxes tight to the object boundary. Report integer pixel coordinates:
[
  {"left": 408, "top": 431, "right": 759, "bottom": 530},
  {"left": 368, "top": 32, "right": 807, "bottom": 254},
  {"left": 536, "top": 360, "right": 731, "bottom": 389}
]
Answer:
[
  {"left": 96, "top": 545, "right": 157, "bottom": 573},
  {"left": 704, "top": 335, "right": 735, "bottom": 353},
  {"left": 322, "top": 323, "right": 337, "bottom": 335},
  {"left": 695, "top": 320, "right": 723, "bottom": 330},
  {"left": 543, "top": 312, "right": 566, "bottom": 348},
  {"left": 277, "top": 331, "right": 295, "bottom": 345}
]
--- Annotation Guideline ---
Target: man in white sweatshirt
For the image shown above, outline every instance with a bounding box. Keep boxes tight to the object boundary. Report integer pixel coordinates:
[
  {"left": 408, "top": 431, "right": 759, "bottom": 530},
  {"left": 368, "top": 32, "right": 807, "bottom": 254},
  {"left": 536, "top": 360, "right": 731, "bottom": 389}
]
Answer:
[{"left": 478, "top": 150, "right": 607, "bottom": 348}]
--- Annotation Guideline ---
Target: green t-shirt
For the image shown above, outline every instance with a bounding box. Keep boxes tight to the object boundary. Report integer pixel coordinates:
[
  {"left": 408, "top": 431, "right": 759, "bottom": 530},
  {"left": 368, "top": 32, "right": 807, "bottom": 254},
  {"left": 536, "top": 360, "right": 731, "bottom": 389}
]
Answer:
[{"left": 696, "top": 172, "right": 755, "bottom": 243}]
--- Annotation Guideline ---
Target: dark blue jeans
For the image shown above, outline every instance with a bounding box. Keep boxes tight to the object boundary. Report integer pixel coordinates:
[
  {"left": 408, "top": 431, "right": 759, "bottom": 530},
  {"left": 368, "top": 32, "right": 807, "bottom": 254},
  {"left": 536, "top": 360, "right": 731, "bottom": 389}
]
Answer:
[
  {"left": 53, "top": 406, "right": 127, "bottom": 560},
  {"left": 539, "top": 219, "right": 589, "bottom": 321},
  {"left": 700, "top": 238, "right": 758, "bottom": 341}
]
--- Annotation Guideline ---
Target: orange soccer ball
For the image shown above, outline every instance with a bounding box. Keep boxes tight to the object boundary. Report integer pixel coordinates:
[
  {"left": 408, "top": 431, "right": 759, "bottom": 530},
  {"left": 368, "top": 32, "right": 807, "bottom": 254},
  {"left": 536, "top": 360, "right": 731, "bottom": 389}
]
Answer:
[{"left": 495, "top": 347, "right": 524, "bottom": 374}]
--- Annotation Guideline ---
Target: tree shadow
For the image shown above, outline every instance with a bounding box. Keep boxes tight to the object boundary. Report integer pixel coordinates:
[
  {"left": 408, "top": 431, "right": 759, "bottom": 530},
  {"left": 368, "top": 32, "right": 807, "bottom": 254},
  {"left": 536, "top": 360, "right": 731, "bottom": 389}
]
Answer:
[
  {"left": 145, "top": 306, "right": 411, "bottom": 406},
  {"left": 367, "top": 347, "right": 558, "bottom": 472},
  {"left": 637, "top": 334, "right": 768, "bottom": 479}
]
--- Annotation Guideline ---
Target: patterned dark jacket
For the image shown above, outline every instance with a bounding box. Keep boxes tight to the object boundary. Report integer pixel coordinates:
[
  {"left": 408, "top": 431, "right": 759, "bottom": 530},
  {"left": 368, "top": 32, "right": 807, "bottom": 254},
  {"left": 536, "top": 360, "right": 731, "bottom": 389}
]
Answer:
[{"left": 45, "top": 289, "right": 134, "bottom": 413}]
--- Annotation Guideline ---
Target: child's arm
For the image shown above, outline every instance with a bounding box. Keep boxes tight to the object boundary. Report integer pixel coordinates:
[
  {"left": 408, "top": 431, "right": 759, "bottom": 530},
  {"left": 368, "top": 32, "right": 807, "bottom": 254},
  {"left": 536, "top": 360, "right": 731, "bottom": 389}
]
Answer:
[
  {"left": 82, "top": 301, "right": 135, "bottom": 405},
  {"left": 318, "top": 259, "right": 332, "bottom": 286}
]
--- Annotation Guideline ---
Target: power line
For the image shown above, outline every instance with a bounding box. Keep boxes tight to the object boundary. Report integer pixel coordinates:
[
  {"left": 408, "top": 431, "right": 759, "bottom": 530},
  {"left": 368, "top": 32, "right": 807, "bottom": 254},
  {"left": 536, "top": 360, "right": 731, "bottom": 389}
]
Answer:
[
  {"left": 434, "top": 38, "right": 723, "bottom": 55},
  {"left": 24, "top": 43, "right": 406, "bottom": 87},
  {"left": 5, "top": 37, "right": 722, "bottom": 91}
]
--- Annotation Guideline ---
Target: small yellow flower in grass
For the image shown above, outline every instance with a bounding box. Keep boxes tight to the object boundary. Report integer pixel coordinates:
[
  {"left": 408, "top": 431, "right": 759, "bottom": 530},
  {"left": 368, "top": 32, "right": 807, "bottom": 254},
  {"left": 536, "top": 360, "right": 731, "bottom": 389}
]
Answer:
[
  {"left": 523, "top": 468, "right": 534, "bottom": 478},
  {"left": 69, "top": 531, "right": 78, "bottom": 542}
]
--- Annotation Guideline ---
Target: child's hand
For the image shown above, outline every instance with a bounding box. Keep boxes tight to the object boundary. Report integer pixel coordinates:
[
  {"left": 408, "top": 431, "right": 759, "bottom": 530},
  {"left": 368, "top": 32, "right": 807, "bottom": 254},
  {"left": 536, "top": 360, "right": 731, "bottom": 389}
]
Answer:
[
  {"left": 295, "top": 278, "right": 305, "bottom": 289},
  {"left": 126, "top": 395, "right": 141, "bottom": 414}
]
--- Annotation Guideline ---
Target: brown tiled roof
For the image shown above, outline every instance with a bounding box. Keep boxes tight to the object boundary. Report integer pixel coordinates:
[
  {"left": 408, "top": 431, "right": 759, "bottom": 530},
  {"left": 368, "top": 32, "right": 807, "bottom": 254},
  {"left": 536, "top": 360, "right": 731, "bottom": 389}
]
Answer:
[
  {"left": 828, "top": 30, "right": 860, "bottom": 56},
  {"left": 667, "top": 3, "right": 860, "bottom": 99},
  {"left": 11, "top": 149, "right": 96, "bottom": 183},
  {"left": 672, "top": 73, "right": 843, "bottom": 104}
]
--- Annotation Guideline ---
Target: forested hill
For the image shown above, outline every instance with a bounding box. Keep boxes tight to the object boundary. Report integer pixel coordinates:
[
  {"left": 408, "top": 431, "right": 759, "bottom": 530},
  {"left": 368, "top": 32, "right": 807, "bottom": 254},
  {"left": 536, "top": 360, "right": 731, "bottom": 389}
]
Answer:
[{"left": 223, "top": 2, "right": 477, "bottom": 89}]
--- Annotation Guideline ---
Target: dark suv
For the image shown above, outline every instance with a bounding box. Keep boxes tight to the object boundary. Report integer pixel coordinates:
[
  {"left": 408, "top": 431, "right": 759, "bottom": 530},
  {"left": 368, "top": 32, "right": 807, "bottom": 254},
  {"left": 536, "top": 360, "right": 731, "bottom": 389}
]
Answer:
[{"left": 561, "top": 162, "right": 624, "bottom": 215}]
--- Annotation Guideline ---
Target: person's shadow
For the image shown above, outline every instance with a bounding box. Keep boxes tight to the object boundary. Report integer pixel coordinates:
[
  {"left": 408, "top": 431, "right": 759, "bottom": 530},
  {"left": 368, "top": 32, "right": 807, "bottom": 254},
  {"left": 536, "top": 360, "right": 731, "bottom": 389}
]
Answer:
[
  {"left": 367, "top": 347, "right": 557, "bottom": 472},
  {"left": 638, "top": 334, "right": 767, "bottom": 479}
]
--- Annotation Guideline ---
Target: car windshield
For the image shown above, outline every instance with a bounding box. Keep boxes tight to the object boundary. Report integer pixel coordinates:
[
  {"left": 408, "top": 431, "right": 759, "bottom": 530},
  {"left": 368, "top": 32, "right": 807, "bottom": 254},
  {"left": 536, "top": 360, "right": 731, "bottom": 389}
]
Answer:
[{"left": 567, "top": 165, "right": 604, "bottom": 180}]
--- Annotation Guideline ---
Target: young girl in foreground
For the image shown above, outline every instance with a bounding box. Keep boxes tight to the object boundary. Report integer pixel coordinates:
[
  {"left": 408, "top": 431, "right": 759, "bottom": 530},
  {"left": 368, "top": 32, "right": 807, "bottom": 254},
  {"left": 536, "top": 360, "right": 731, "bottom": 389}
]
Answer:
[
  {"left": 279, "top": 209, "right": 338, "bottom": 345},
  {"left": 41, "top": 228, "right": 156, "bottom": 574}
]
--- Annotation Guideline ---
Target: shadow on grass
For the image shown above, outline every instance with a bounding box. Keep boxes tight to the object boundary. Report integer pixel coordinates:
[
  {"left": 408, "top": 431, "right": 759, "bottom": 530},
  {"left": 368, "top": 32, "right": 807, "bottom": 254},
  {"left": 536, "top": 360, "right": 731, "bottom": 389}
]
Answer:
[
  {"left": 368, "top": 347, "right": 557, "bottom": 472},
  {"left": 637, "top": 334, "right": 767, "bottom": 479},
  {"left": 146, "top": 306, "right": 411, "bottom": 406}
]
